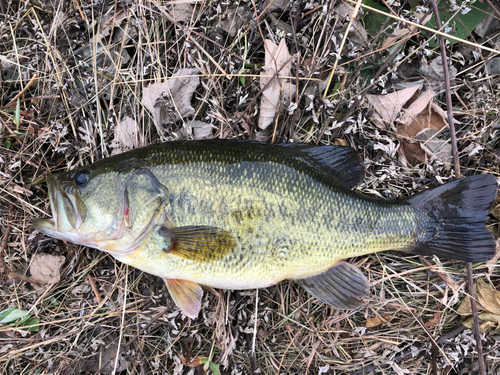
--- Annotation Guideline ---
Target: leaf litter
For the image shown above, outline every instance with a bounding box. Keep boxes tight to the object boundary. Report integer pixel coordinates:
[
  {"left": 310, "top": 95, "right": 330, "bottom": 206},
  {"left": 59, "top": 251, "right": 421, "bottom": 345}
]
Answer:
[{"left": 0, "top": 1, "right": 499, "bottom": 374}]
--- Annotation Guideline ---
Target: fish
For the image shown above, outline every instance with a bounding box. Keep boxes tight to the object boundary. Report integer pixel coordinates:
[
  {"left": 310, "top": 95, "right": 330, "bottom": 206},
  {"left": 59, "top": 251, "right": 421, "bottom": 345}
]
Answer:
[{"left": 33, "top": 140, "right": 498, "bottom": 318}]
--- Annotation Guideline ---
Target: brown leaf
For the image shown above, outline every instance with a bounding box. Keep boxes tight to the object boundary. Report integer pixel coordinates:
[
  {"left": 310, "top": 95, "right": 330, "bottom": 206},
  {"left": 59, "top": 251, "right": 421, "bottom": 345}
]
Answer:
[
  {"left": 366, "top": 86, "right": 419, "bottom": 130},
  {"left": 395, "top": 91, "right": 451, "bottom": 166},
  {"left": 476, "top": 278, "right": 500, "bottom": 315},
  {"left": 110, "top": 116, "right": 140, "bottom": 155},
  {"left": 179, "top": 354, "right": 204, "bottom": 367},
  {"left": 366, "top": 315, "right": 390, "bottom": 328},
  {"left": 259, "top": 39, "right": 296, "bottom": 130},
  {"left": 425, "top": 310, "right": 442, "bottom": 328},
  {"left": 141, "top": 68, "right": 200, "bottom": 135},
  {"left": 457, "top": 294, "right": 472, "bottom": 315},
  {"left": 29, "top": 253, "right": 65, "bottom": 284},
  {"left": 457, "top": 278, "right": 500, "bottom": 331},
  {"left": 462, "top": 312, "right": 500, "bottom": 333}
]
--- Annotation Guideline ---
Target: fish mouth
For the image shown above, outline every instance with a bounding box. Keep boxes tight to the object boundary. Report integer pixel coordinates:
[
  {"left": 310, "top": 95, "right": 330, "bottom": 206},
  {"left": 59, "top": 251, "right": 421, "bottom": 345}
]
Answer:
[{"left": 33, "top": 174, "right": 87, "bottom": 238}]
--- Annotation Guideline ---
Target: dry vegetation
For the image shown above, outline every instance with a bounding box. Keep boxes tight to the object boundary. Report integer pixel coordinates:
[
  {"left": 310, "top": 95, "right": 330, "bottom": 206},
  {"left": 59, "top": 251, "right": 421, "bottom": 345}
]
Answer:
[{"left": 1, "top": 0, "right": 500, "bottom": 374}]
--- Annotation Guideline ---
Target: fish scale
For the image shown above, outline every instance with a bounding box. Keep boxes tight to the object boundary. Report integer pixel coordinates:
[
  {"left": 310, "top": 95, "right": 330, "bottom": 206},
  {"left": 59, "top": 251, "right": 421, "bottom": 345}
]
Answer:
[{"left": 34, "top": 139, "right": 498, "bottom": 318}]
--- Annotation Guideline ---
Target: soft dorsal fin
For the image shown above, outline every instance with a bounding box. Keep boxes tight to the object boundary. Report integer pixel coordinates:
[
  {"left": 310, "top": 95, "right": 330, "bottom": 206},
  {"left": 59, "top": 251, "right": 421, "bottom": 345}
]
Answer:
[
  {"left": 296, "top": 261, "right": 370, "bottom": 309},
  {"left": 159, "top": 226, "right": 236, "bottom": 262},
  {"left": 276, "top": 143, "right": 364, "bottom": 188},
  {"left": 164, "top": 279, "right": 203, "bottom": 318}
]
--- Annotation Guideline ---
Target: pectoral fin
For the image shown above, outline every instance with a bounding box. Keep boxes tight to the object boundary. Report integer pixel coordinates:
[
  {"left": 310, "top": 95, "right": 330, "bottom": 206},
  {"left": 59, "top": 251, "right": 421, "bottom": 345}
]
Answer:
[
  {"left": 296, "top": 261, "right": 370, "bottom": 309},
  {"left": 164, "top": 278, "right": 203, "bottom": 319},
  {"left": 159, "top": 226, "right": 236, "bottom": 262}
]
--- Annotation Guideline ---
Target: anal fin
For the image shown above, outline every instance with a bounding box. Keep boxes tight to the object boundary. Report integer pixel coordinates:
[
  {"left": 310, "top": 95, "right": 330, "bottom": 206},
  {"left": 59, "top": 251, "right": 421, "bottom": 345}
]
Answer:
[
  {"left": 164, "top": 279, "right": 203, "bottom": 318},
  {"left": 296, "top": 261, "right": 370, "bottom": 309}
]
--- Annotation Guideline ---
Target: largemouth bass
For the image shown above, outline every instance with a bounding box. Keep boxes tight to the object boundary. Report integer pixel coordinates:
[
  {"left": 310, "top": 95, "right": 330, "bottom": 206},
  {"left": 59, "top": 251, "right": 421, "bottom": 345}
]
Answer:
[{"left": 34, "top": 140, "right": 498, "bottom": 318}]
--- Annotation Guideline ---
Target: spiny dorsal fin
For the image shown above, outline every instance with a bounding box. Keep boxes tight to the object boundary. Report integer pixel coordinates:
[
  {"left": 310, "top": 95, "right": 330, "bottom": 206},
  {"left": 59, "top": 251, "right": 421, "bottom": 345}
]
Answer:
[
  {"left": 296, "top": 261, "right": 370, "bottom": 309},
  {"left": 164, "top": 278, "right": 203, "bottom": 318},
  {"left": 276, "top": 143, "right": 364, "bottom": 188},
  {"left": 159, "top": 226, "right": 236, "bottom": 262}
]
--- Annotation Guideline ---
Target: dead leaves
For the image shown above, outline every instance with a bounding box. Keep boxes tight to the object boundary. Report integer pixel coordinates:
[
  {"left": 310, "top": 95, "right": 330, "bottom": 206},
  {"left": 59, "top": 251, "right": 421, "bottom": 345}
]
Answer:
[
  {"left": 367, "top": 87, "right": 452, "bottom": 167},
  {"left": 366, "top": 315, "right": 391, "bottom": 328},
  {"left": 458, "top": 279, "right": 500, "bottom": 333},
  {"left": 141, "top": 68, "right": 200, "bottom": 136},
  {"left": 110, "top": 116, "right": 140, "bottom": 155},
  {"left": 259, "top": 39, "right": 296, "bottom": 130},
  {"left": 29, "top": 253, "right": 65, "bottom": 284}
]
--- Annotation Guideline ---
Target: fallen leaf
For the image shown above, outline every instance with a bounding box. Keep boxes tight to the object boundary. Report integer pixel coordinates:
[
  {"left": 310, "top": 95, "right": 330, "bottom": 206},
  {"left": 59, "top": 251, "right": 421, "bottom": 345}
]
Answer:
[
  {"left": 179, "top": 354, "right": 204, "bottom": 367},
  {"left": 462, "top": 312, "right": 500, "bottom": 333},
  {"left": 141, "top": 68, "right": 200, "bottom": 136},
  {"left": 221, "top": 6, "right": 251, "bottom": 37},
  {"left": 476, "top": 278, "right": 500, "bottom": 315},
  {"left": 345, "top": 20, "right": 368, "bottom": 45},
  {"left": 188, "top": 120, "right": 214, "bottom": 140},
  {"left": 396, "top": 91, "right": 451, "bottom": 166},
  {"left": 457, "top": 279, "right": 500, "bottom": 333},
  {"left": 263, "top": 0, "right": 291, "bottom": 12},
  {"left": 486, "top": 239, "right": 500, "bottom": 276},
  {"left": 76, "top": 343, "right": 127, "bottom": 374},
  {"left": 418, "top": 58, "right": 457, "bottom": 92},
  {"left": 171, "top": 2, "right": 196, "bottom": 23},
  {"left": 414, "top": 128, "right": 453, "bottom": 168},
  {"left": 110, "top": 116, "right": 140, "bottom": 155},
  {"left": 367, "top": 86, "right": 419, "bottom": 130},
  {"left": 425, "top": 310, "right": 442, "bottom": 328},
  {"left": 366, "top": 315, "right": 391, "bottom": 328},
  {"left": 29, "top": 253, "right": 65, "bottom": 284},
  {"left": 333, "top": 3, "right": 362, "bottom": 19},
  {"left": 381, "top": 13, "right": 432, "bottom": 49},
  {"left": 259, "top": 39, "right": 296, "bottom": 130}
]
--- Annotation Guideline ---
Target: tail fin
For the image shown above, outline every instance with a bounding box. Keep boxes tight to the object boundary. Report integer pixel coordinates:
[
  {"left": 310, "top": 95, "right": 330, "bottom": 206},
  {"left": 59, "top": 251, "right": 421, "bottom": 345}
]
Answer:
[{"left": 409, "top": 174, "right": 498, "bottom": 262}]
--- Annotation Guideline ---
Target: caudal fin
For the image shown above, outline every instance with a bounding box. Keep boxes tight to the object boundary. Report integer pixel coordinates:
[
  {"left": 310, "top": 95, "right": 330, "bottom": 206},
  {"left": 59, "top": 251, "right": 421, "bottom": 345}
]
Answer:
[{"left": 409, "top": 174, "right": 497, "bottom": 262}]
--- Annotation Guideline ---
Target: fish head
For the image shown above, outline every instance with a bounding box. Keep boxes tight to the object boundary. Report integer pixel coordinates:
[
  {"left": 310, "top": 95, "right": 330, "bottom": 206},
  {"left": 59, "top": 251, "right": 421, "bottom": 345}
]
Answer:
[{"left": 34, "top": 166, "right": 168, "bottom": 254}]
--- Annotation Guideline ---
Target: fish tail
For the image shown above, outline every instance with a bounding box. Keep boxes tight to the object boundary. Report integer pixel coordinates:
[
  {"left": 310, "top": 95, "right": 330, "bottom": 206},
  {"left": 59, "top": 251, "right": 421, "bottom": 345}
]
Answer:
[{"left": 408, "top": 174, "right": 498, "bottom": 262}]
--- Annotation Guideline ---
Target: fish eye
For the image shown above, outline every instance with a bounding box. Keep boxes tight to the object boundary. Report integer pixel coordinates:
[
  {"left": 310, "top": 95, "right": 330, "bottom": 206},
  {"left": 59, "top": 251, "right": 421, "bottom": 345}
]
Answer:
[{"left": 74, "top": 171, "right": 90, "bottom": 187}]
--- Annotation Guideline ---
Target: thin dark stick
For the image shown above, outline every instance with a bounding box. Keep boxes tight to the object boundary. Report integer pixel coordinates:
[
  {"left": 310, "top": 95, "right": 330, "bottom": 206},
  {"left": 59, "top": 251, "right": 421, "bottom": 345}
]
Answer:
[
  {"left": 429, "top": 0, "right": 486, "bottom": 374},
  {"left": 467, "top": 262, "right": 486, "bottom": 374},
  {"left": 485, "top": 0, "right": 500, "bottom": 19}
]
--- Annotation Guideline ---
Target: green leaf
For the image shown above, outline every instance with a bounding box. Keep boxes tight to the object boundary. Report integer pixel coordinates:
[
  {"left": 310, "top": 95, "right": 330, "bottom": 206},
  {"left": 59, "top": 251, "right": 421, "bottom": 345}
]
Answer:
[
  {"left": 18, "top": 317, "right": 40, "bottom": 332},
  {"left": 3, "top": 138, "right": 11, "bottom": 149},
  {"left": 209, "top": 362, "right": 220, "bottom": 375},
  {"left": 362, "top": 0, "right": 392, "bottom": 37},
  {"left": 14, "top": 98, "right": 21, "bottom": 129},
  {"left": 423, "top": 0, "right": 488, "bottom": 46},
  {"left": 0, "top": 308, "right": 28, "bottom": 324}
]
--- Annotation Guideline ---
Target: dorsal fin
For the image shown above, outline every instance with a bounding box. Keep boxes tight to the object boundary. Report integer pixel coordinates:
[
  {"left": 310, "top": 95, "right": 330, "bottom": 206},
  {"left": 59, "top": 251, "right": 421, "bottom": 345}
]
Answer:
[{"left": 276, "top": 143, "right": 364, "bottom": 188}]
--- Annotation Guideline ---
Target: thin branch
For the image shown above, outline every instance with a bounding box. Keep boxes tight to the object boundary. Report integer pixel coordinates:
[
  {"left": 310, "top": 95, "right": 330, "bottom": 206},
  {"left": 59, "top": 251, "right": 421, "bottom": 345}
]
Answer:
[{"left": 429, "top": 0, "right": 486, "bottom": 374}]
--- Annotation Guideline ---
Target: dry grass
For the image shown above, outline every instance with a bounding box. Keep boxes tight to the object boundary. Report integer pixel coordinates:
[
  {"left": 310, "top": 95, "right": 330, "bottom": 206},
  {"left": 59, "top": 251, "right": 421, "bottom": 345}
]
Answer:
[{"left": 1, "top": 0, "right": 499, "bottom": 374}]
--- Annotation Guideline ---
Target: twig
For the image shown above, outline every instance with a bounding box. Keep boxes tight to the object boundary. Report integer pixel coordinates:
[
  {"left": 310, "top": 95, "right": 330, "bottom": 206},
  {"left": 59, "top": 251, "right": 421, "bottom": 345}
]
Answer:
[
  {"left": 429, "top": 0, "right": 486, "bottom": 374},
  {"left": 6, "top": 73, "right": 39, "bottom": 107},
  {"left": 419, "top": 256, "right": 457, "bottom": 289},
  {"left": 323, "top": 0, "right": 363, "bottom": 98},
  {"left": 466, "top": 263, "right": 486, "bottom": 374},
  {"left": 0, "top": 224, "right": 11, "bottom": 274},
  {"left": 485, "top": 0, "right": 500, "bottom": 19}
]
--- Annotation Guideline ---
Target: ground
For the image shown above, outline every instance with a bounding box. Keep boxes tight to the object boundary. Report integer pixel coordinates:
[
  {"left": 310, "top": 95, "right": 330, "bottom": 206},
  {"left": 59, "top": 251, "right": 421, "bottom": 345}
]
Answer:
[{"left": 1, "top": 0, "right": 500, "bottom": 374}]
